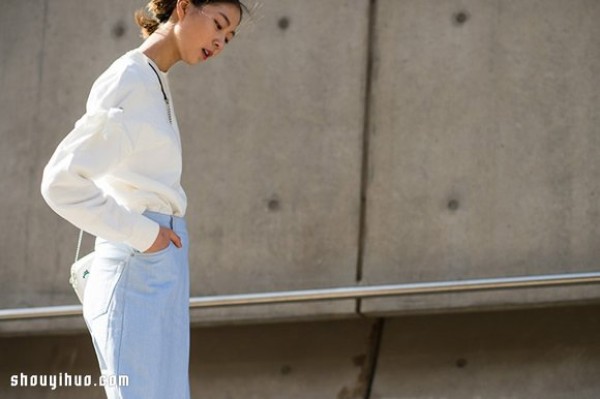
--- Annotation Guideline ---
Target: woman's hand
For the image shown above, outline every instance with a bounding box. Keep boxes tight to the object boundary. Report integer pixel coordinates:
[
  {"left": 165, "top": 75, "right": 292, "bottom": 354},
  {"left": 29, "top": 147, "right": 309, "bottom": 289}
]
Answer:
[{"left": 143, "top": 226, "right": 182, "bottom": 253}]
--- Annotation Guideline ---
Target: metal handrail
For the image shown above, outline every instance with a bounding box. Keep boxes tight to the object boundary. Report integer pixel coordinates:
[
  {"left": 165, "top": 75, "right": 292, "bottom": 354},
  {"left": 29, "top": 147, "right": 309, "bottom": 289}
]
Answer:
[{"left": 1, "top": 271, "right": 600, "bottom": 321}]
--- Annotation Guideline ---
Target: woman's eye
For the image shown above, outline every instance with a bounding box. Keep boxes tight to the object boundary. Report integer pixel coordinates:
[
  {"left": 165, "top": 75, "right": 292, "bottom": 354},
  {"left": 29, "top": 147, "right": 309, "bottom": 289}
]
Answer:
[{"left": 214, "top": 20, "right": 222, "bottom": 30}]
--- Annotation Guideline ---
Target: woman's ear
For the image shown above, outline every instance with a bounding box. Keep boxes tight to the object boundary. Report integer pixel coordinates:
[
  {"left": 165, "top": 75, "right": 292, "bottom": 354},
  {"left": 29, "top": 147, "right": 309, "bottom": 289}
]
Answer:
[{"left": 176, "top": 0, "right": 191, "bottom": 21}]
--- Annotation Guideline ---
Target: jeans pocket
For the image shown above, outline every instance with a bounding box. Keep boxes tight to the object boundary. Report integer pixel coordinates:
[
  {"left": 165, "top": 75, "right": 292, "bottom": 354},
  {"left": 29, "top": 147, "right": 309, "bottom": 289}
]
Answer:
[
  {"left": 134, "top": 241, "right": 173, "bottom": 258},
  {"left": 83, "top": 255, "right": 127, "bottom": 321}
]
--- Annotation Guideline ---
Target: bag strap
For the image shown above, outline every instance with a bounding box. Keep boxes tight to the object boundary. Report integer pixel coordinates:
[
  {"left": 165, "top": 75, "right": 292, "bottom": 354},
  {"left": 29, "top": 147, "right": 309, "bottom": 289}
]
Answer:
[
  {"left": 147, "top": 62, "right": 173, "bottom": 124},
  {"left": 75, "top": 229, "right": 84, "bottom": 262}
]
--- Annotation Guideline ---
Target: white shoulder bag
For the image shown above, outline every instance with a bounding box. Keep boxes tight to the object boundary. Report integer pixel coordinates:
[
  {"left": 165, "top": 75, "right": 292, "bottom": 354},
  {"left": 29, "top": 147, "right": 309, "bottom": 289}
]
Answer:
[{"left": 70, "top": 229, "right": 94, "bottom": 304}]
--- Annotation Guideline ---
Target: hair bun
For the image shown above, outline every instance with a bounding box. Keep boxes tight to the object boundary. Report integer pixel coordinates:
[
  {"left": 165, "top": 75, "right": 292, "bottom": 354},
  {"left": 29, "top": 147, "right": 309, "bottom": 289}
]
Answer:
[{"left": 134, "top": 0, "right": 177, "bottom": 38}]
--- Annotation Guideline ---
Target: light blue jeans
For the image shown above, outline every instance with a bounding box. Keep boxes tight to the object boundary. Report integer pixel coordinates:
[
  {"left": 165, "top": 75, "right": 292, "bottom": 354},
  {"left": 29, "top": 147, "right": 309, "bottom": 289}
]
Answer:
[{"left": 83, "top": 210, "right": 190, "bottom": 399}]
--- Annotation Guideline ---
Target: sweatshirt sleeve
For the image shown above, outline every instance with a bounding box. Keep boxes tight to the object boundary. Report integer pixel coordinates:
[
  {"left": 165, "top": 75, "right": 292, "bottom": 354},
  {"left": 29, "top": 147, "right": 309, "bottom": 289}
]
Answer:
[{"left": 40, "top": 65, "right": 160, "bottom": 252}]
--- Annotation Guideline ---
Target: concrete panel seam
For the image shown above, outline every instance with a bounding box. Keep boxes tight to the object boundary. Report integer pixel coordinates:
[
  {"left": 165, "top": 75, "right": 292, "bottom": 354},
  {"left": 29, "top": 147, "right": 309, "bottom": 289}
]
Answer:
[
  {"left": 356, "top": 0, "right": 378, "bottom": 285},
  {"left": 363, "top": 318, "right": 385, "bottom": 399}
]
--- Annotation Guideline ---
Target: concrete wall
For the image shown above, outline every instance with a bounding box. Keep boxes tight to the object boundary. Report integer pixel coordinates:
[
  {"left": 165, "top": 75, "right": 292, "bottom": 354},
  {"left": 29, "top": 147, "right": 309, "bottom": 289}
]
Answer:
[
  {"left": 2, "top": 1, "right": 600, "bottom": 398},
  {"left": 1, "top": 304, "right": 599, "bottom": 398},
  {"left": 1, "top": 0, "right": 370, "bottom": 334},
  {"left": 1, "top": 0, "right": 599, "bottom": 330},
  {"left": 175, "top": 0, "right": 370, "bottom": 325},
  {"left": 370, "top": 304, "right": 600, "bottom": 399},
  {"left": 361, "top": 0, "right": 600, "bottom": 317}
]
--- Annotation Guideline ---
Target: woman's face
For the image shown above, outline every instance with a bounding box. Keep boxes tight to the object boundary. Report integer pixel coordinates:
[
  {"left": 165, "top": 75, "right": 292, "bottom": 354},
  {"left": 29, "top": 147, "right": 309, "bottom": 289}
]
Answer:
[{"left": 175, "top": 1, "right": 241, "bottom": 64}]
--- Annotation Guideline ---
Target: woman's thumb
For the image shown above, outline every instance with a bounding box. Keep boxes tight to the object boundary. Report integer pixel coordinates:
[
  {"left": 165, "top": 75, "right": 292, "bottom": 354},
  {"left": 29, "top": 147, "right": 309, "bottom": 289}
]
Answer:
[{"left": 170, "top": 229, "right": 182, "bottom": 248}]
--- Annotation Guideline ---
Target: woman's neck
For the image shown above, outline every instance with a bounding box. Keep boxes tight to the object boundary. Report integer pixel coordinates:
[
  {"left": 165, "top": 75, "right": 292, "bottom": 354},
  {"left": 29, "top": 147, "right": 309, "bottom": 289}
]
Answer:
[{"left": 138, "top": 23, "right": 180, "bottom": 73}]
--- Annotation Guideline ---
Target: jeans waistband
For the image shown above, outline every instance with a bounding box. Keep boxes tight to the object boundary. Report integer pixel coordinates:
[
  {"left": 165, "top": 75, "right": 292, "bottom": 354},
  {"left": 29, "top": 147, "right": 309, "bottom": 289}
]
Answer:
[{"left": 142, "top": 210, "right": 187, "bottom": 231}]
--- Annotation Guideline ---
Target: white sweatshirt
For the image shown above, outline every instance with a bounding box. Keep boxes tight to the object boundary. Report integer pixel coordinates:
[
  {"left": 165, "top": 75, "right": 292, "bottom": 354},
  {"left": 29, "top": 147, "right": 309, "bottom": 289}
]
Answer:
[{"left": 41, "top": 48, "right": 187, "bottom": 252}]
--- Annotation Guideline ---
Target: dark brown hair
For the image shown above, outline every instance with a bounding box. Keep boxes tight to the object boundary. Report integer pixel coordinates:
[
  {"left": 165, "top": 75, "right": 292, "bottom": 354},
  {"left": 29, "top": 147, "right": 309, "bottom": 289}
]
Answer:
[{"left": 135, "top": 0, "right": 247, "bottom": 38}]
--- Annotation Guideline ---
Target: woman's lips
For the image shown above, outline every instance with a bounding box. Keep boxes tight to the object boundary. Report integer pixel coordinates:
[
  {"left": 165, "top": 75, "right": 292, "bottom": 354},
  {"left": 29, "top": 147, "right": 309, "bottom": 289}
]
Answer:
[{"left": 201, "top": 48, "right": 213, "bottom": 60}]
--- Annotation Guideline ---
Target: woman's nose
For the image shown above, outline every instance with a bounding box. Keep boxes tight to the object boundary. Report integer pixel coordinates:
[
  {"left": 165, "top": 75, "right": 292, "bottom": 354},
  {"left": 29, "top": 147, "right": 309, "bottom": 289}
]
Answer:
[{"left": 213, "top": 35, "right": 226, "bottom": 51}]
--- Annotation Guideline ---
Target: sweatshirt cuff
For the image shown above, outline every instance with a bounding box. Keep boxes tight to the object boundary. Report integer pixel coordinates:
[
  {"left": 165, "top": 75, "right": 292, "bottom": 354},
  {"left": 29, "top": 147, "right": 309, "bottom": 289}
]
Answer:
[{"left": 126, "top": 214, "right": 160, "bottom": 252}]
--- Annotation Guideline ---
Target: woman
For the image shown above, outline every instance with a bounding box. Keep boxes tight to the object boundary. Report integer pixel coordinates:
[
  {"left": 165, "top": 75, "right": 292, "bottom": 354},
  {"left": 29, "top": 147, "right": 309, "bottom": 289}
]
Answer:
[{"left": 40, "top": 0, "right": 246, "bottom": 397}]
